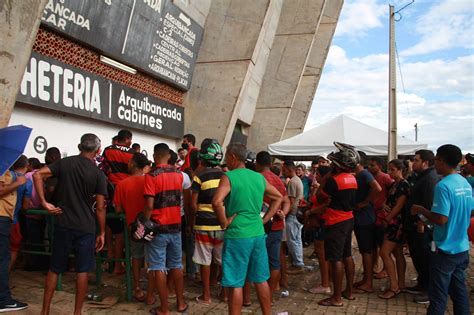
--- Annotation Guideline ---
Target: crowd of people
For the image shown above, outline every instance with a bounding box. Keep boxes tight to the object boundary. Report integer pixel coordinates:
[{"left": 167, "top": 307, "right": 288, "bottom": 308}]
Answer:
[{"left": 0, "top": 129, "right": 473, "bottom": 315}]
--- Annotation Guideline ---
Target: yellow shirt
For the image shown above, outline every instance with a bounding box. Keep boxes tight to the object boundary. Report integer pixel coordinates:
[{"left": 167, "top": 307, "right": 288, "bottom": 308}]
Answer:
[{"left": 0, "top": 170, "right": 17, "bottom": 219}]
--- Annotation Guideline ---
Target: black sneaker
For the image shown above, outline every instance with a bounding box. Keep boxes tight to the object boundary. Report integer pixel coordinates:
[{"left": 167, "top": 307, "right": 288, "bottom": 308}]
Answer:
[
  {"left": 0, "top": 300, "right": 28, "bottom": 312},
  {"left": 414, "top": 293, "right": 430, "bottom": 304},
  {"left": 406, "top": 284, "right": 424, "bottom": 295}
]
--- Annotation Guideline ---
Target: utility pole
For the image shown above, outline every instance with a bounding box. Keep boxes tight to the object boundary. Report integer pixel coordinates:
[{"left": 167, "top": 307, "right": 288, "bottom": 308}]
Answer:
[
  {"left": 414, "top": 123, "right": 418, "bottom": 141},
  {"left": 388, "top": 5, "right": 397, "bottom": 160}
]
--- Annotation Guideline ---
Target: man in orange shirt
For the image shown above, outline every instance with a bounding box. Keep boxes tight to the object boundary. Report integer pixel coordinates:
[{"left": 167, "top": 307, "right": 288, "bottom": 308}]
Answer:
[{"left": 114, "top": 153, "right": 155, "bottom": 304}]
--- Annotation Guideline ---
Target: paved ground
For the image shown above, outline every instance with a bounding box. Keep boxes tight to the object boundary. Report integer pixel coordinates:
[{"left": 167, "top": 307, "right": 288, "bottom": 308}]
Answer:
[{"left": 10, "top": 245, "right": 474, "bottom": 314}]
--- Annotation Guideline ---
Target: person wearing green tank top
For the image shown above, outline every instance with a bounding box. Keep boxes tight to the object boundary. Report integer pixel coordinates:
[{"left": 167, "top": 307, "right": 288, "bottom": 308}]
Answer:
[{"left": 212, "top": 143, "right": 282, "bottom": 315}]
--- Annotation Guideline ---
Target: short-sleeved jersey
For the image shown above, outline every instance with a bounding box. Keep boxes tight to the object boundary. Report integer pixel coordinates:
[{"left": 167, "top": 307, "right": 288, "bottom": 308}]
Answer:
[
  {"left": 431, "top": 174, "right": 473, "bottom": 254},
  {"left": 323, "top": 172, "right": 357, "bottom": 226},
  {"left": 191, "top": 167, "right": 223, "bottom": 231},
  {"left": 144, "top": 164, "right": 184, "bottom": 225},
  {"left": 102, "top": 144, "right": 134, "bottom": 185}
]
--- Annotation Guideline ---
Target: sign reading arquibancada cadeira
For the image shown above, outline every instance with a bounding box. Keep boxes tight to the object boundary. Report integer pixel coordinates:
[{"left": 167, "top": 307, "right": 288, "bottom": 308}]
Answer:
[
  {"left": 16, "top": 52, "right": 184, "bottom": 139},
  {"left": 41, "top": 0, "right": 203, "bottom": 91}
]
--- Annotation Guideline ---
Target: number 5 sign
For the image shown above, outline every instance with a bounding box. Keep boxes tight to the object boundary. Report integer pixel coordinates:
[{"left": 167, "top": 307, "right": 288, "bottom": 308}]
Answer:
[{"left": 33, "top": 136, "right": 48, "bottom": 154}]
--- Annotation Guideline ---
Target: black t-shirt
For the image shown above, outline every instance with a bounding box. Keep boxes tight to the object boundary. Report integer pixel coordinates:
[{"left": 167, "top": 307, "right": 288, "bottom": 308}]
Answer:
[{"left": 49, "top": 155, "right": 108, "bottom": 234}]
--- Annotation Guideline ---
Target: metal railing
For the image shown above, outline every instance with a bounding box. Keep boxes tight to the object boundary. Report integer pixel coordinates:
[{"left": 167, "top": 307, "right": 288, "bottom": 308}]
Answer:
[{"left": 20, "top": 209, "right": 132, "bottom": 302}]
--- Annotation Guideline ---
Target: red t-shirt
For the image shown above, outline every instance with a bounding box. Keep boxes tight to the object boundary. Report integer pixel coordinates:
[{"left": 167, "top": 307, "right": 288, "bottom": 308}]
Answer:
[
  {"left": 181, "top": 147, "right": 198, "bottom": 172},
  {"left": 113, "top": 176, "right": 145, "bottom": 225},
  {"left": 373, "top": 172, "right": 394, "bottom": 211},
  {"left": 261, "top": 170, "right": 287, "bottom": 231}
]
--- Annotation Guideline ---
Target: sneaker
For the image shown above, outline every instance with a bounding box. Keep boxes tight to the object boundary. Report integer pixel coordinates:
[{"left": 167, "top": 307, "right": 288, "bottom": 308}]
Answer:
[
  {"left": 406, "top": 284, "right": 424, "bottom": 295},
  {"left": 414, "top": 293, "right": 429, "bottom": 304},
  {"left": 280, "top": 290, "right": 290, "bottom": 298},
  {"left": 0, "top": 300, "right": 28, "bottom": 312}
]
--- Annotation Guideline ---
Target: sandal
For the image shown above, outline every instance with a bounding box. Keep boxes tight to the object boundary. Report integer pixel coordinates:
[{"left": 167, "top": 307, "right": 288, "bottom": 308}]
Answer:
[
  {"left": 342, "top": 291, "right": 355, "bottom": 300},
  {"left": 317, "top": 298, "right": 343, "bottom": 307},
  {"left": 134, "top": 293, "right": 146, "bottom": 302},
  {"left": 194, "top": 296, "right": 211, "bottom": 306},
  {"left": 177, "top": 304, "right": 188, "bottom": 313},
  {"left": 378, "top": 289, "right": 401, "bottom": 299},
  {"left": 353, "top": 287, "right": 374, "bottom": 294}
]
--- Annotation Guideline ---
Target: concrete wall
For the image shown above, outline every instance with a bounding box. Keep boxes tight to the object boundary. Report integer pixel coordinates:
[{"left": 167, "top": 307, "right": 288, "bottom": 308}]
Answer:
[{"left": 0, "top": 0, "right": 47, "bottom": 127}]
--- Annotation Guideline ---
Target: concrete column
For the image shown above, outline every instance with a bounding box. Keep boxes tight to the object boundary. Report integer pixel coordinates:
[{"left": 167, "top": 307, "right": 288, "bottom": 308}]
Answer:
[
  {"left": 183, "top": 0, "right": 283, "bottom": 147},
  {"left": 247, "top": 0, "right": 343, "bottom": 152},
  {"left": 0, "top": 0, "right": 47, "bottom": 127},
  {"left": 282, "top": 0, "right": 344, "bottom": 139}
]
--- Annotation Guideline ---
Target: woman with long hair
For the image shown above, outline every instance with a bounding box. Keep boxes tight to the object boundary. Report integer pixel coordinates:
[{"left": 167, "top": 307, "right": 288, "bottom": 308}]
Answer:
[{"left": 378, "top": 159, "right": 408, "bottom": 299}]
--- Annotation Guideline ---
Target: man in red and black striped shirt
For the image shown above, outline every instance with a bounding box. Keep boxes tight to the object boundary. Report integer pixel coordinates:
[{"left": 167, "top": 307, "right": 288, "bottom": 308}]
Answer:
[
  {"left": 103, "top": 130, "right": 134, "bottom": 185},
  {"left": 102, "top": 129, "right": 134, "bottom": 274}
]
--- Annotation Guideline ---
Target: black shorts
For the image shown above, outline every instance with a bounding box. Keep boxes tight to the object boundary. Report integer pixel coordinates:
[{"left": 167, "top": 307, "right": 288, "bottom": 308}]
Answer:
[
  {"left": 324, "top": 219, "right": 354, "bottom": 262},
  {"left": 106, "top": 217, "right": 124, "bottom": 234},
  {"left": 50, "top": 226, "right": 95, "bottom": 273},
  {"left": 354, "top": 224, "right": 377, "bottom": 254},
  {"left": 374, "top": 224, "right": 385, "bottom": 247}
]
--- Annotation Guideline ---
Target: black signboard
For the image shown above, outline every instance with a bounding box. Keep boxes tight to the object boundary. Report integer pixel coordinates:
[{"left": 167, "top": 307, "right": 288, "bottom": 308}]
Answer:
[
  {"left": 17, "top": 52, "right": 184, "bottom": 139},
  {"left": 41, "top": 0, "right": 203, "bottom": 91}
]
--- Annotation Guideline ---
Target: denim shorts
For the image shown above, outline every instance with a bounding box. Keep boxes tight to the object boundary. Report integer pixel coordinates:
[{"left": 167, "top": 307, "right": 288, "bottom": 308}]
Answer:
[
  {"left": 145, "top": 232, "right": 182, "bottom": 271},
  {"left": 131, "top": 240, "right": 145, "bottom": 259},
  {"left": 50, "top": 225, "right": 95, "bottom": 273},
  {"left": 266, "top": 230, "right": 282, "bottom": 270},
  {"left": 222, "top": 235, "right": 269, "bottom": 288}
]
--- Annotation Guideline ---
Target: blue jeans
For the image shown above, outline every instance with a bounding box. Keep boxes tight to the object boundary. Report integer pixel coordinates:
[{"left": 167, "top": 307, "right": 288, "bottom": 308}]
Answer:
[
  {"left": 0, "top": 217, "right": 12, "bottom": 304},
  {"left": 266, "top": 230, "right": 282, "bottom": 270},
  {"left": 146, "top": 232, "right": 182, "bottom": 271},
  {"left": 285, "top": 215, "right": 304, "bottom": 267},
  {"left": 428, "top": 250, "right": 470, "bottom": 315}
]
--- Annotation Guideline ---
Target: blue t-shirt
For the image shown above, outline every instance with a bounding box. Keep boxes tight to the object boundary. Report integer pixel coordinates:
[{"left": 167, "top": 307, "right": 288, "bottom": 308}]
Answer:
[
  {"left": 431, "top": 174, "right": 473, "bottom": 254},
  {"left": 355, "top": 169, "right": 376, "bottom": 226},
  {"left": 12, "top": 171, "right": 33, "bottom": 224}
]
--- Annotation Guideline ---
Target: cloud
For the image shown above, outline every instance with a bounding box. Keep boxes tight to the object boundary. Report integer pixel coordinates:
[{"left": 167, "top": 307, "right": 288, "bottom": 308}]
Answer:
[
  {"left": 335, "top": 0, "right": 387, "bottom": 38},
  {"left": 402, "top": 0, "right": 474, "bottom": 56},
  {"left": 308, "top": 46, "right": 474, "bottom": 151}
]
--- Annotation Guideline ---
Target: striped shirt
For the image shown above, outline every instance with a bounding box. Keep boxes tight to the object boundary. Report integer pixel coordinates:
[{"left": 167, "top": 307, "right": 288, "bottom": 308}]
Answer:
[
  {"left": 191, "top": 167, "right": 223, "bottom": 231},
  {"left": 102, "top": 144, "right": 134, "bottom": 185}
]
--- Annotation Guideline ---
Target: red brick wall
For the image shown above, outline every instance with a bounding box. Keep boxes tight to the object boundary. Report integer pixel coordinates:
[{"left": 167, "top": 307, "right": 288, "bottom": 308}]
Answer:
[{"left": 33, "top": 27, "right": 184, "bottom": 106}]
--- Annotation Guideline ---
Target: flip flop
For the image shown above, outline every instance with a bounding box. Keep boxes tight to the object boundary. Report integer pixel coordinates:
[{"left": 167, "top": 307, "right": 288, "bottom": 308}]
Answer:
[
  {"left": 318, "top": 298, "right": 343, "bottom": 307},
  {"left": 342, "top": 292, "right": 355, "bottom": 301},
  {"left": 145, "top": 297, "right": 157, "bottom": 306},
  {"left": 177, "top": 304, "right": 189, "bottom": 313},
  {"left": 353, "top": 287, "right": 374, "bottom": 294},
  {"left": 194, "top": 296, "right": 211, "bottom": 306},
  {"left": 134, "top": 293, "right": 146, "bottom": 302},
  {"left": 242, "top": 302, "right": 252, "bottom": 307},
  {"left": 378, "top": 289, "right": 401, "bottom": 299}
]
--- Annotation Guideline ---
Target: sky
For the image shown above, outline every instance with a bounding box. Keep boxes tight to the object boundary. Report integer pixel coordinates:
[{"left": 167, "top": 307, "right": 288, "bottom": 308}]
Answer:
[{"left": 305, "top": 0, "right": 474, "bottom": 153}]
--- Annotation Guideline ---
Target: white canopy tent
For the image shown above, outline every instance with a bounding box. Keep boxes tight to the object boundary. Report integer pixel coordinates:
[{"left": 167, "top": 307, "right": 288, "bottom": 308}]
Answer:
[{"left": 268, "top": 115, "right": 427, "bottom": 159}]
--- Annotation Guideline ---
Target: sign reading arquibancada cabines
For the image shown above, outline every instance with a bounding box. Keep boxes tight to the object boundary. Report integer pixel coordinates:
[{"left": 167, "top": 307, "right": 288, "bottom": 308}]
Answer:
[
  {"left": 16, "top": 52, "right": 184, "bottom": 139},
  {"left": 41, "top": 0, "right": 203, "bottom": 91}
]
